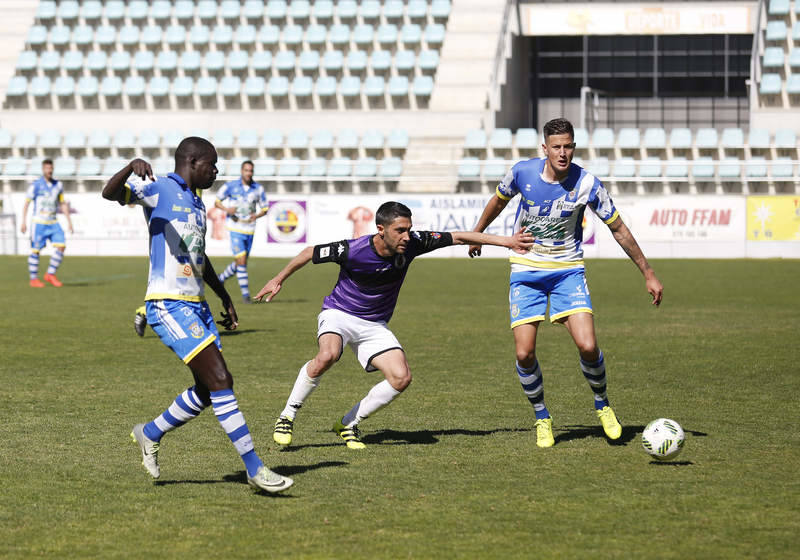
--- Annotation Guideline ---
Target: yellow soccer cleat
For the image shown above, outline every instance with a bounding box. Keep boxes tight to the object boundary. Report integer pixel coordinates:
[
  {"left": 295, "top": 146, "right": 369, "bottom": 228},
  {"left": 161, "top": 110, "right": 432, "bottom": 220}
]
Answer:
[
  {"left": 333, "top": 420, "right": 366, "bottom": 450},
  {"left": 534, "top": 417, "right": 554, "bottom": 448},
  {"left": 596, "top": 406, "right": 622, "bottom": 440},
  {"left": 273, "top": 416, "right": 294, "bottom": 446}
]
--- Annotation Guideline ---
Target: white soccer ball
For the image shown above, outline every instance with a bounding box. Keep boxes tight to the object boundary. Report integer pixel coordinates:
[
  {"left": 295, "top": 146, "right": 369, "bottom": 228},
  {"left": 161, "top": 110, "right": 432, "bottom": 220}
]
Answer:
[{"left": 641, "top": 418, "right": 685, "bottom": 461}]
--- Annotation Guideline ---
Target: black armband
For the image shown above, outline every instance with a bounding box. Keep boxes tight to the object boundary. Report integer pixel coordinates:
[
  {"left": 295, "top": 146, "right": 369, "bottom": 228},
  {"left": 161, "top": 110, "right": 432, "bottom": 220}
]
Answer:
[{"left": 312, "top": 240, "right": 349, "bottom": 264}]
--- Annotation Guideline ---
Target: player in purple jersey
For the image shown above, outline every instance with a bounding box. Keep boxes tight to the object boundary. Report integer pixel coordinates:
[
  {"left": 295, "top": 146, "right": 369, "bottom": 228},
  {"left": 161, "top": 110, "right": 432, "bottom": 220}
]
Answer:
[
  {"left": 256, "top": 201, "right": 534, "bottom": 449},
  {"left": 469, "top": 118, "right": 663, "bottom": 448}
]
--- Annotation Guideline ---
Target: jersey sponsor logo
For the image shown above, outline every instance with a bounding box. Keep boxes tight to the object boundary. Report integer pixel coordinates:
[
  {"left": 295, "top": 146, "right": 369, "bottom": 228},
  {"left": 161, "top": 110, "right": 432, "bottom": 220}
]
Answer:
[
  {"left": 511, "top": 304, "right": 520, "bottom": 318},
  {"left": 182, "top": 264, "right": 193, "bottom": 277},
  {"left": 189, "top": 322, "right": 204, "bottom": 338}
]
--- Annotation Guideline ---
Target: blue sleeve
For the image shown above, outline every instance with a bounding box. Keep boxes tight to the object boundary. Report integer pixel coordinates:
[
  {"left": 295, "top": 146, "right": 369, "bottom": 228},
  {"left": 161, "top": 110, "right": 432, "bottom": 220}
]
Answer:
[
  {"left": 587, "top": 177, "right": 619, "bottom": 224},
  {"left": 496, "top": 165, "right": 519, "bottom": 200}
]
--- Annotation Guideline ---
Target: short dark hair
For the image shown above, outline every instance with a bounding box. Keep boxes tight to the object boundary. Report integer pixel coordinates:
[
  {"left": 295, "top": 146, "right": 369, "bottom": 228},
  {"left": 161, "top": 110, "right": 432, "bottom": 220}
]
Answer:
[
  {"left": 175, "top": 136, "right": 215, "bottom": 164},
  {"left": 241, "top": 160, "right": 254, "bottom": 169},
  {"left": 542, "top": 118, "right": 574, "bottom": 142},
  {"left": 42, "top": 158, "right": 53, "bottom": 166},
  {"left": 375, "top": 201, "right": 412, "bottom": 226}
]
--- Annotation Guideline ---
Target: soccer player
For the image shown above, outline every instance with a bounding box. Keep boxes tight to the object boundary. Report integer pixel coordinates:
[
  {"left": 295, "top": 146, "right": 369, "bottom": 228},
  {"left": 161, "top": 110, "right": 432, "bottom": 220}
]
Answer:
[
  {"left": 213, "top": 160, "right": 268, "bottom": 303},
  {"left": 20, "top": 159, "right": 74, "bottom": 288},
  {"left": 256, "top": 201, "right": 535, "bottom": 449},
  {"left": 102, "top": 141, "right": 292, "bottom": 493},
  {"left": 468, "top": 117, "right": 663, "bottom": 448}
]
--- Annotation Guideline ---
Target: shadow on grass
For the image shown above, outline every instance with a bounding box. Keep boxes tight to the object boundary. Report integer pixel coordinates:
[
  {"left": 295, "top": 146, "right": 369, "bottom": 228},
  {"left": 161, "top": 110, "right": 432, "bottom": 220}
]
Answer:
[
  {"left": 218, "top": 328, "right": 268, "bottom": 337},
  {"left": 556, "top": 424, "right": 708, "bottom": 446},
  {"left": 649, "top": 460, "right": 694, "bottom": 466},
  {"left": 62, "top": 274, "right": 136, "bottom": 287},
  {"left": 251, "top": 298, "right": 309, "bottom": 305}
]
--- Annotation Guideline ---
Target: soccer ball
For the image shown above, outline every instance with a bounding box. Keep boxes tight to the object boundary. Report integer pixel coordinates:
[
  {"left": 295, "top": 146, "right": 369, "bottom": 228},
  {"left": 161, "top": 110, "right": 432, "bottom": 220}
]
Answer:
[{"left": 641, "top": 418, "right": 685, "bottom": 461}]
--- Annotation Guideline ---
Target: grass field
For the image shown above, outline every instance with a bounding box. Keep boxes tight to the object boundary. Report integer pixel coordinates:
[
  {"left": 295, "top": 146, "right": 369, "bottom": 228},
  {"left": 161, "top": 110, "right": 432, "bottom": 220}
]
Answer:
[{"left": 1, "top": 255, "right": 798, "bottom": 559}]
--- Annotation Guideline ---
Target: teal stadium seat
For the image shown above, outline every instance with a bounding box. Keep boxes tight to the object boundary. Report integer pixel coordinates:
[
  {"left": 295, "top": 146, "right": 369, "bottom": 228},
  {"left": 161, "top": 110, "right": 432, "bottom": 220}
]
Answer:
[
  {"left": 370, "top": 50, "right": 392, "bottom": 73},
  {"left": 384, "top": 1, "right": 404, "bottom": 21},
  {"left": 304, "top": 158, "right": 327, "bottom": 178},
  {"left": 54, "top": 156, "right": 77, "bottom": 177},
  {"left": 150, "top": 1, "right": 171, "bottom": 24},
  {"left": 165, "top": 24, "right": 186, "bottom": 48},
  {"left": 4, "top": 158, "right": 27, "bottom": 176},
  {"left": 763, "top": 47, "right": 785, "bottom": 69},
  {"left": 110, "top": 51, "right": 131, "bottom": 74},
  {"left": 135, "top": 51, "right": 155, "bottom": 74},
  {"left": 395, "top": 50, "right": 416, "bottom": 74},
  {"left": 81, "top": 1, "right": 102, "bottom": 21},
  {"left": 643, "top": 128, "right": 667, "bottom": 151},
  {"left": 489, "top": 128, "right": 513, "bottom": 152},
  {"left": 299, "top": 51, "right": 321, "bottom": 74},
  {"left": 337, "top": 129, "right": 360, "bottom": 152},
  {"left": 262, "top": 129, "right": 284, "bottom": 152},
  {"left": 251, "top": 51, "right": 272, "bottom": 74},
  {"left": 377, "top": 25, "right": 399, "bottom": 49},
  {"left": 267, "top": 1, "right": 288, "bottom": 22},
  {"left": 0, "top": 129, "right": 12, "bottom": 154},
  {"left": 353, "top": 24, "right": 374, "bottom": 50},
  {"left": 364, "top": 76, "right": 386, "bottom": 98},
  {"left": 587, "top": 157, "right": 610, "bottom": 177},
  {"left": 245, "top": 76, "right": 266, "bottom": 97},
  {"left": 425, "top": 24, "right": 446, "bottom": 48},
  {"left": 483, "top": 159, "right": 507, "bottom": 181},
  {"left": 149, "top": 76, "right": 170, "bottom": 98},
  {"left": 311, "top": 130, "right": 335, "bottom": 152},
  {"left": 771, "top": 157, "right": 795, "bottom": 178},
  {"left": 748, "top": 129, "right": 771, "bottom": 150},
  {"left": 213, "top": 129, "right": 236, "bottom": 151},
  {"left": 721, "top": 128, "right": 745, "bottom": 150},
  {"left": 402, "top": 24, "right": 423, "bottom": 49},
  {"left": 695, "top": 128, "right": 718, "bottom": 149},
  {"left": 347, "top": 50, "right": 368, "bottom": 73},
  {"left": 78, "top": 157, "right": 102, "bottom": 177},
  {"left": 221, "top": 0, "right": 242, "bottom": 21},
  {"left": 329, "top": 158, "right": 353, "bottom": 178},
  {"left": 516, "top": 128, "right": 539, "bottom": 151},
  {"left": 39, "top": 51, "right": 60, "bottom": 75},
  {"left": 329, "top": 24, "right": 350, "bottom": 50},
  {"left": 788, "top": 49, "right": 800, "bottom": 70},
  {"left": 39, "top": 130, "right": 62, "bottom": 150},
  {"left": 380, "top": 157, "right": 403, "bottom": 177},
  {"left": 746, "top": 156, "right": 768, "bottom": 179},
  {"left": 275, "top": 51, "right": 296, "bottom": 74},
  {"left": 258, "top": 25, "right": 280, "bottom": 50},
  {"left": 268, "top": 76, "right": 290, "bottom": 97},
  {"left": 238, "top": 129, "right": 260, "bottom": 151},
  {"left": 86, "top": 51, "right": 107, "bottom": 74},
  {"left": 769, "top": 0, "right": 790, "bottom": 16},
  {"left": 291, "top": 76, "right": 314, "bottom": 99},
  {"left": 418, "top": 50, "right": 440, "bottom": 73},
  {"left": 278, "top": 158, "right": 302, "bottom": 177},
  {"left": 63, "top": 51, "right": 83, "bottom": 74},
  {"left": 197, "top": 1, "right": 218, "bottom": 21},
  {"left": 323, "top": 50, "right": 344, "bottom": 73},
  {"left": 639, "top": 157, "right": 662, "bottom": 178},
  {"left": 88, "top": 130, "right": 111, "bottom": 151},
  {"left": 124, "top": 75, "right": 146, "bottom": 97},
  {"left": 15, "top": 130, "right": 38, "bottom": 151},
  {"left": 221, "top": 76, "right": 242, "bottom": 97},
  {"left": 119, "top": 25, "right": 142, "bottom": 50},
  {"left": 313, "top": 0, "right": 334, "bottom": 21},
  {"left": 100, "top": 76, "right": 123, "bottom": 97},
  {"left": 786, "top": 74, "right": 800, "bottom": 94},
  {"left": 388, "top": 75, "right": 409, "bottom": 97},
  {"left": 180, "top": 51, "right": 202, "bottom": 74},
  {"left": 669, "top": 128, "right": 693, "bottom": 149},
  {"left": 101, "top": 158, "right": 127, "bottom": 176},
  {"left": 432, "top": 0, "right": 452, "bottom": 20},
  {"left": 196, "top": 77, "right": 218, "bottom": 98},
  {"left": 388, "top": 129, "right": 409, "bottom": 151},
  {"left": 72, "top": 25, "right": 94, "bottom": 50},
  {"left": 189, "top": 26, "right": 212, "bottom": 50},
  {"left": 157, "top": 51, "right": 178, "bottom": 74},
  {"left": 36, "top": 2, "right": 56, "bottom": 22},
  {"left": 592, "top": 128, "right": 615, "bottom": 149},
  {"left": 408, "top": 0, "right": 428, "bottom": 21},
  {"left": 94, "top": 26, "right": 116, "bottom": 50},
  {"left": 759, "top": 74, "right": 782, "bottom": 95},
  {"left": 174, "top": 1, "right": 194, "bottom": 21},
  {"left": 718, "top": 157, "right": 741, "bottom": 180},
  {"left": 340, "top": 76, "right": 362, "bottom": 98},
  {"left": 458, "top": 157, "right": 481, "bottom": 179},
  {"left": 617, "top": 128, "right": 640, "bottom": 149},
  {"left": 355, "top": 157, "right": 378, "bottom": 178},
  {"left": 229, "top": 51, "right": 250, "bottom": 75},
  {"left": 360, "top": 1, "right": 381, "bottom": 21},
  {"left": 127, "top": 0, "right": 149, "bottom": 22},
  {"left": 612, "top": 157, "right": 635, "bottom": 178},
  {"left": 306, "top": 24, "right": 327, "bottom": 48},
  {"left": 765, "top": 21, "right": 787, "bottom": 42},
  {"left": 58, "top": 1, "right": 80, "bottom": 22},
  {"left": 30, "top": 76, "right": 52, "bottom": 99},
  {"left": 283, "top": 24, "right": 304, "bottom": 49},
  {"left": 573, "top": 128, "right": 589, "bottom": 148},
  {"left": 14, "top": 51, "right": 36, "bottom": 75},
  {"left": 465, "top": 129, "right": 487, "bottom": 151},
  {"left": 316, "top": 76, "right": 337, "bottom": 98},
  {"left": 337, "top": 1, "right": 358, "bottom": 21},
  {"left": 172, "top": 76, "right": 194, "bottom": 98},
  {"left": 27, "top": 26, "right": 48, "bottom": 50},
  {"left": 692, "top": 157, "right": 715, "bottom": 179},
  {"left": 413, "top": 76, "right": 434, "bottom": 97},
  {"left": 204, "top": 51, "right": 226, "bottom": 74},
  {"left": 362, "top": 130, "right": 385, "bottom": 151},
  {"left": 774, "top": 129, "right": 797, "bottom": 148},
  {"left": 49, "top": 25, "right": 71, "bottom": 50},
  {"left": 665, "top": 157, "right": 689, "bottom": 178},
  {"left": 54, "top": 76, "right": 76, "bottom": 98},
  {"left": 235, "top": 25, "right": 257, "bottom": 50},
  {"left": 289, "top": 1, "right": 311, "bottom": 21},
  {"left": 243, "top": 0, "right": 264, "bottom": 21},
  {"left": 141, "top": 26, "right": 163, "bottom": 48}
]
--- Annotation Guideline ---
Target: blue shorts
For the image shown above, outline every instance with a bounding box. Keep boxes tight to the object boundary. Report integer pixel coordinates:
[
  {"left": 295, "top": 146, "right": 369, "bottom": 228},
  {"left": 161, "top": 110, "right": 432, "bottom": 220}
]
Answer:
[
  {"left": 31, "top": 222, "right": 65, "bottom": 251},
  {"left": 146, "top": 300, "right": 221, "bottom": 364},
  {"left": 509, "top": 267, "right": 593, "bottom": 328},
  {"left": 230, "top": 231, "right": 254, "bottom": 258}
]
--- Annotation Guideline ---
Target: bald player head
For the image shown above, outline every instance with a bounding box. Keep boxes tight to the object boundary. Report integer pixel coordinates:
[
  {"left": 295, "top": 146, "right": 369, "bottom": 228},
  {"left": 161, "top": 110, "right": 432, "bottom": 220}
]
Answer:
[{"left": 174, "top": 136, "right": 218, "bottom": 191}]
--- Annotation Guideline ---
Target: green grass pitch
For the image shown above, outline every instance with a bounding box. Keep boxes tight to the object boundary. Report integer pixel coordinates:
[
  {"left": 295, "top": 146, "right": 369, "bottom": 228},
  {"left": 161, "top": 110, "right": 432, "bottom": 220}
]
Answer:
[{"left": 1, "top": 255, "right": 798, "bottom": 558}]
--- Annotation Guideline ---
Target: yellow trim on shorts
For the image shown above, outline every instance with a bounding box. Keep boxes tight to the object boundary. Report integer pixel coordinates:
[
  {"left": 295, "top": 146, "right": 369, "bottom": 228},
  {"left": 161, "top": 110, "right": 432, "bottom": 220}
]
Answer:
[
  {"left": 145, "top": 293, "right": 205, "bottom": 302},
  {"left": 226, "top": 225, "right": 257, "bottom": 235},
  {"left": 550, "top": 307, "right": 593, "bottom": 323},
  {"left": 509, "top": 257, "right": 585, "bottom": 269},
  {"left": 183, "top": 334, "right": 217, "bottom": 364},
  {"left": 603, "top": 210, "right": 620, "bottom": 225},
  {"left": 495, "top": 187, "right": 512, "bottom": 201},
  {"left": 233, "top": 249, "right": 248, "bottom": 258},
  {"left": 52, "top": 243, "right": 66, "bottom": 248},
  {"left": 31, "top": 248, "right": 41, "bottom": 254},
  {"left": 32, "top": 218, "right": 58, "bottom": 225},
  {"left": 511, "top": 315, "right": 545, "bottom": 329}
]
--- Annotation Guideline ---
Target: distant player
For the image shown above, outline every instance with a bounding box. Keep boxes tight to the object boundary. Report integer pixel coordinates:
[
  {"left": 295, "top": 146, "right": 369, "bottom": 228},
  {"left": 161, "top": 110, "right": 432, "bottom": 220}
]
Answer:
[
  {"left": 468, "top": 117, "right": 663, "bottom": 448},
  {"left": 20, "top": 158, "right": 74, "bottom": 288},
  {"left": 256, "top": 201, "right": 534, "bottom": 449},
  {"left": 102, "top": 141, "right": 292, "bottom": 493},
  {"left": 214, "top": 160, "right": 268, "bottom": 303}
]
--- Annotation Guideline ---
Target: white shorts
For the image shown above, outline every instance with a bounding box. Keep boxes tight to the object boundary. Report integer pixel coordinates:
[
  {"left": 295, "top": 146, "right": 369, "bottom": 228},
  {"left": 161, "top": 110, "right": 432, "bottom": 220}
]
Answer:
[{"left": 317, "top": 308, "right": 403, "bottom": 372}]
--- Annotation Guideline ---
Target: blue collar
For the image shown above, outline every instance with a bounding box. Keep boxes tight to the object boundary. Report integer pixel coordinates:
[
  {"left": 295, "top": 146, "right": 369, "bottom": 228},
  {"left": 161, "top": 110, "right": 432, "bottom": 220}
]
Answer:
[{"left": 167, "top": 172, "right": 189, "bottom": 189}]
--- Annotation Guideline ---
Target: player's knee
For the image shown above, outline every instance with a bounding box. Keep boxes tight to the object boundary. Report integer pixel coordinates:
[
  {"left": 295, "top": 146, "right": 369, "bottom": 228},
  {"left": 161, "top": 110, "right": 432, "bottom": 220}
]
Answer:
[
  {"left": 389, "top": 370, "right": 412, "bottom": 391},
  {"left": 576, "top": 340, "right": 598, "bottom": 358},
  {"left": 515, "top": 349, "right": 536, "bottom": 366},
  {"left": 316, "top": 349, "right": 339, "bottom": 368}
]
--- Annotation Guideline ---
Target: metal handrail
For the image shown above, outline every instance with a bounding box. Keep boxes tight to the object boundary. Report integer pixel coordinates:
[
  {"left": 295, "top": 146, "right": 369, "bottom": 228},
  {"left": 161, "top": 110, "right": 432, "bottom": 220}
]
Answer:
[{"left": 749, "top": 0, "right": 765, "bottom": 111}]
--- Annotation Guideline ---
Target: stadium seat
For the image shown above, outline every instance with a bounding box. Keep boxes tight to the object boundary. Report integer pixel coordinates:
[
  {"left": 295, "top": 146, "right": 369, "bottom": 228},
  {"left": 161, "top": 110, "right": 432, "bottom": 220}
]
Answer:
[
  {"left": 124, "top": 75, "right": 146, "bottom": 98},
  {"left": 771, "top": 157, "right": 795, "bottom": 178},
  {"left": 323, "top": 50, "right": 344, "bottom": 74},
  {"left": 141, "top": 26, "right": 163, "bottom": 48},
  {"left": 85, "top": 51, "right": 106, "bottom": 74},
  {"left": 355, "top": 157, "right": 378, "bottom": 178},
  {"left": 58, "top": 1, "right": 80, "bottom": 22},
  {"left": 718, "top": 157, "right": 741, "bottom": 180},
  {"left": 15, "top": 130, "right": 37, "bottom": 151},
  {"left": 5, "top": 76, "right": 27, "bottom": 101},
  {"left": 669, "top": 128, "right": 693, "bottom": 150},
  {"left": 395, "top": 50, "right": 416, "bottom": 74},
  {"left": 165, "top": 24, "right": 187, "bottom": 48},
  {"left": 149, "top": 1, "right": 171, "bottom": 24},
  {"left": 337, "top": 129, "right": 360, "bottom": 153},
  {"left": 511, "top": 129, "right": 537, "bottom": 154},
  {"left": 258, "top": 25, "right": 280, "bottom": 51},
  {"left": 763, "top": 47, "right": 785, "bottom": 70},
  {"left": 275, "top": 51, "right": 296, "bottom": 74},
  {"left": 774, "top": 128, "right": 797, "bottom": 148},
  {"left": 745, "top": 156, "right": 768, "bottom": 179},
  {"left": 291, "top": 76, "right": 314, "bottom": 102},
  {"left": 765, "top": 21, "right": 787, "bottom": 42},
  {"left": 786, "top": 74, "right": 800, "bottom": 94},
  {"left": 243, "top": 0, "right": 264, "bottom": 21},
  {"left": 313, "top": 0, "right": 334, "bottom": 21},
  {"left": 315, "top": 76, "right": 337, "bottom": 101},
  {"left": 94, "top": 25, "right": 116, "bottom": 50},
  {"left": 299, "top": 51, "right": 321, "bottom": 75},
  {"left": 179, "top": 51, "right": 201, "bottom": 75},
  {"left": 425, "top": 24, "right": 446, "bottom": 48},
  {"left": 238, "top": 129, "right": 260, "bottom": 151},
  {"left": 36, "top": 1, "right": 56, "bottom": 23},
  {"left": 586, "top": 157, "right": 610, "bottom": 178},
  {"left": 360, "top": 0, "right": 381, "bottom": 21},
  {"left": 108, "top": 51, "right": 130, "bottom": 75},
  {"left": 721, "top": 128, "right": 745, "bottom": 151},
  {"left": 695, "top": 128, "right": 719, "bottom": 150},
  {"left": 171, "top": 76, "right": 193, "bottom": 99},
  {"left": 39, "top": 51, "right": 60, "bottom": 75},
  {"left": 244, "top": 76, "right": 266, "bottom": 99},
  {"left": 148, "top": 76, "right": 170, "bottom": 103},
  {"left": 347, "top": 50, "right": 368, "bottom": 74},
  {"left": 760, "top": 73, "right": 783, "bottom": 95},
  {"left": 643, "top": 128, "right": 667, "bottom": 152},
  {"left": 482, "top": 158, "right": 507, "bottom": 181},
  {"left": 283, "top": 24, "right": 304, "bottom": 50},
  {"left": 234, "top": 24, "right": 257, "bottom": 51},
  {"left": 380, "top": 157, "right": 403, "bottom": 177},
  {"left": 29, "top": 76, "right": 52, "bottom": 99},
  {"left": 377, "top": 24, "right": 399, "bottom": 49},
  {"left": 748, "top": 129, "right": 771, "bottom": 150},
  {"left": 336, "top": 0, "right": 358, "bottom": 21},
  {"left": 4, "top": 158, "right": 27, "bottom": 176},
  {"left": 370, "top": 50, "right": 392, "bottom": 74},
  {"left": 49, "top": 25, "right": 71, "bottom": 51},
  {"left": 54, "top": 156, "right": 77, "bottom": 178},
  {"left": 221, "top": 0, "right": 241, "bottom": 21},
  {"left": 15, "top": 50, "right": 36, "bottom": 75},
  {"left": 664, "top": 157, "right": 689, "bottom": 179},
  {"left": 134, "top": 51, "right": 155, "bottom": 74},
  {"left": 311, "top": 130, "right": 335, "bottom": 154},
  {"left": 77, "top": 156, "right": 102, "bottom": 177},
  {"left": 387, "top": 129, "right": 409, "bottom": 152},
  {"left": 204, "top": 51, "right": 226, "bottom": 75},
  {"left": 221, "top": 76, "right": 242, "bottom": 98},
  {"left": 72, "top": 25, "right": 94, "bottom": 50},
  {"left": 227, "top": 51, "right": 249, "bottom": 76},
  {"left": 388, "top": 75, "right": 409, "bottom": 98},
  {"left": 401, "top": 25, "right": 423, "bottom": 49},
  {"left": 432, "top": 0, "right": 452, "bottom": 20},
  {"left": 612, "top": 157, "right": 635, "bottom": 178},
  {"left": 87, "top": 130, "right": 111, "bottom": 152},
  {"left": 329, "top": 158, "right": 353, "bottom": 177},
  {"left": 278, "top": 158, "right": 302, "bottom": 177},
  {"left": 591, "top": 128, "right": 615, "bottom": 150},
  {"left": 383, "top": 0, "right": 404, "bottom": 21},
  {"left": 195, "top": 77, "right": 218, "bottom": 100},
  {"left": 267, "top": 0, "right": 288, "bottom": 22},
  {"left": 409, "top": 0, "right": 429, "bottom": 20},
  {"left": 0, "top": 129, "right": 13, "bottom": 156},
  {"left": 692, "top": 157, "right": 715, "bottom": 179},
  {"left": 419, "top": 50, "right": 440, "bottom": 73},
  {"left": 262, "top": 129, "right": 283, "bottom": 155},
  {"left": 127, "top": 0, "right": 149, "bottom": 22},
  {"left": 353, "top": 24, "right": 374, "bottom": 50},
  {"left": 489, "top": 128, "right": 513, "bottom": 155},
  {"left": 100, "top": 76, "right": 123, "bottom": 97},
  {"left": 617, "top": 128, "right": 640, "bottom": 150},
  {"left": 39, "top": 129, "right": 62, "bottom": 150},
  {"left": 156, "top": 51, "right": 178, "bottom": 75},
  {"left": 639, "top": 157, "right": 662, "bottom": 178},
  {"left": 290, "top": 0, "right": 311, "bottom": 21},
  {"left": 53, "top": 76, "right": 76, "bottom": 100},
  {"left": 119, "top": 25, "right": 142, "bottom": 50},
  {"left": 268, "top": 76, "right": 290, "bottom": 97},
  {"left": 340, "top": 76, "right": 362, "bottom": 100},
  {"left": 769, "top": 0, "right": 791, "bottom": 16},
  {"left": 362, "top": 130, "right": 385, "bottom": 152},
  {"left": 465, "top": 129, "right": 488, "bottom": 153},
  {"left": 413, "top": 76, "right": 434, "bottom": 98},
  {"left": 458, "top": 157, "right": 481, "bottom": 179},
  {"left": 364, "top": 76, "right": 386, "bottom": 99},
  {"left": 305, "top": 24, "right": 327, "bottom": 48},
  {"left": 326, "top": 24, "right": 349, "bottom": 50}
]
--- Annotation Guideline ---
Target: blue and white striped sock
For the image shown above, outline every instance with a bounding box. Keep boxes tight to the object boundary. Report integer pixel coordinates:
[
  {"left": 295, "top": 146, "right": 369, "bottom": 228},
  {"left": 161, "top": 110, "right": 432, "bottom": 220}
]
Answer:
[
  {"left": 517, "top": 361, "right": 550, "bottom": 419},
  {"left": 143, "top": 386, "right": 206, "bottom": 442},
  {"left": 28, "top": 252, "right": 40, "bottom": 280},
  {"left": 218, "top": 262, "right": 236, "bottom": 282},
  {"left": 210, "top": 389, "right": 262, "bottom": 477},
  {"left": 46, "top": 249, "right": 64, "bottom": 275},
  {"left": 581, "top": 351, "right": 609, "bottom": 410},
  {"left": 236, "top": 265, "right": 249, "bottom": 300}
]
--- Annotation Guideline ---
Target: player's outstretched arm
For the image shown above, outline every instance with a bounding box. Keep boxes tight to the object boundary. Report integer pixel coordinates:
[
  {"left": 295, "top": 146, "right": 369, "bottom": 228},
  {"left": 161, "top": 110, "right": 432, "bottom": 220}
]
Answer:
[
  {"left": 468, "top": 194, "right": 510, "bottom": 257},
  {"left": 19, "top": 199, "right": 31, "bottom": 234},
  {"left": 203, "top": 255, "right": 238, "bottom": 330},
  {"left": 61, "top": 200, "right": 74, "bottom": 234},
  {"left": 255, "top": 246, "right": 314, "bottom": 302},
  {"left": 452, "top": 228, "right": 534, "bottom": 254},
  {"left": 102, "top": 158, "right": 154, "bottom": 203},
  {"left": 608, "top": 217, "right": 663, "bottom": 306}
]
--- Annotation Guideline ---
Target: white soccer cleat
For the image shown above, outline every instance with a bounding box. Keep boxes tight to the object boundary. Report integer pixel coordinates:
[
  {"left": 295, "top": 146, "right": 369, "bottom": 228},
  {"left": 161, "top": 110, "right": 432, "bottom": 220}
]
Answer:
[
  {"left": 247, "top": 465, "right": 294, "bottom": 493},
  {"left": 130, "top": 423, "right": 160, "bottom": 479}
]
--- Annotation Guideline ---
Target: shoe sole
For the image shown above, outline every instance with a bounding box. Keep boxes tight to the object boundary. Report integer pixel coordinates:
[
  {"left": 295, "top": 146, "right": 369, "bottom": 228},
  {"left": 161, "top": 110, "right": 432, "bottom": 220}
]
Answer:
[{"left": 248, "top": 477, "right": 294, "bottom": 493}]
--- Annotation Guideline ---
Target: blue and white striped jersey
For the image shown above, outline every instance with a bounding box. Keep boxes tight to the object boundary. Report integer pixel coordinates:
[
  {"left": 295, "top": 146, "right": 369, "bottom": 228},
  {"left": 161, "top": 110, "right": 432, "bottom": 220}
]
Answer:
[
  {"left": 214, "top": 178, "right": 267, "bottom": 235},
  {"left": 122, "top": 173, "right": 208, "bottom": 302},
  {"left": 26, "top": 176, "right": 64, "bottom": 224},
  {"left": 497, "top": 158, "right": 618, "bottom": 270}
]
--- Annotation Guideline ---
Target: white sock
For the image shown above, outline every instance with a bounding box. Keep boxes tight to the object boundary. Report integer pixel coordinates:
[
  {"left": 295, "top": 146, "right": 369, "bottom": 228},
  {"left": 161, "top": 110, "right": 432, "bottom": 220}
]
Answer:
[
  {"left": 280, "top": 361, "right": 320, "bottom": 420},
  {"left": 342, "top": 380, "right": 401, "bottom": 427}
]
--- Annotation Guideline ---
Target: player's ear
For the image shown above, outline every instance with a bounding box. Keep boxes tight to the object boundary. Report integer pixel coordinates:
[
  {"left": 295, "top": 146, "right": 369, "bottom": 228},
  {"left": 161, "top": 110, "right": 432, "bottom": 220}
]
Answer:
[{"left": 376, "top": 223, "right": 385, "bottom": 237}]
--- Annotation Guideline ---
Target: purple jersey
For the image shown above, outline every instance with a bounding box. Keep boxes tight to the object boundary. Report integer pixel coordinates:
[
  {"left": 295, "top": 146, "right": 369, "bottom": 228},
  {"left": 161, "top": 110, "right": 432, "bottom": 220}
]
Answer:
[{"left": 312, "top": 231, "right": 454, "bottom": 323}]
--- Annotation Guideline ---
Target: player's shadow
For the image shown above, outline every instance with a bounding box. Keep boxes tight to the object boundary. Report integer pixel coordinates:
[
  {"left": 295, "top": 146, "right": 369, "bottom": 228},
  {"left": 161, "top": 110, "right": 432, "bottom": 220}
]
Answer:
[
  {"left": 649, "top": 460, "right": 694, "bottom": 466},
  {"left": 556, "top": 424, "right": 643, "bottom": 446},
  {"left": 254, "top": 298, "right": 308, "bottom": 305},
  {"left": 218, "top": 328, "right": 267, "bottom": 337},
  {"left": 154, "top": 460, "right": 347, "bottom": 492}
]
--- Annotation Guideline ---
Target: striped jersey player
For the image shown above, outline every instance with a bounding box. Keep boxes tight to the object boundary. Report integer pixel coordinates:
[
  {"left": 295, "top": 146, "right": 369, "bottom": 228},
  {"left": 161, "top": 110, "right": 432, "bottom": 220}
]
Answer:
[{"left": 469, "top": 117, "right": 664, "bottom": 449}]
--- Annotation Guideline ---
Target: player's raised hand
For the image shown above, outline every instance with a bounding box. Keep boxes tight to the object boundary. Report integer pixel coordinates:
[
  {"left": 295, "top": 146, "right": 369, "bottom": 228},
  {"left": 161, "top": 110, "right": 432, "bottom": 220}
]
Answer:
[
  {"left": 256, "top": 277, "right": 282, "bottom": 302},
  {"left": 468, "top": 244, "right": 482, "bottom": 258},
  {"left": 510, "top": 228, "right": 535, "bottom": 254},
  {"left": 130, "top": 158, "right": 154, "bottom": 181},
  {"left": 646, "top": 275, "right": 663, "bottom": 306}
]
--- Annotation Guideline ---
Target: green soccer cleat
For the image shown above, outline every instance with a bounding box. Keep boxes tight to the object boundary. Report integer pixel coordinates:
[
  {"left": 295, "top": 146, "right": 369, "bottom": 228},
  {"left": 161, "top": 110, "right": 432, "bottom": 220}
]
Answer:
[
  {"left": 333, "top": 419, "right": 366, "bottom": 450},
  {"left": 247, "top": 465, "right": 294, "bottom": 493},
  {"left": 273, "top": 416, "right": 294, "bottom": 446},
  {"left": 596, "top": 406, "right": 622, "bottom": 440},
  {"left": 534, "top": 417, "right": 555, "bottom": 448},
  {"left": 130, "top": 423, "right": 160, "bottom": 479}
]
